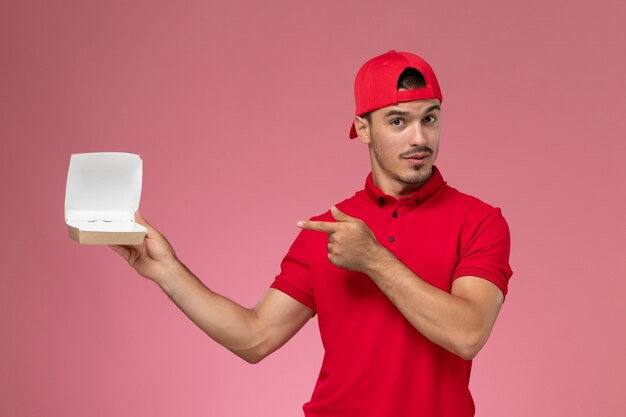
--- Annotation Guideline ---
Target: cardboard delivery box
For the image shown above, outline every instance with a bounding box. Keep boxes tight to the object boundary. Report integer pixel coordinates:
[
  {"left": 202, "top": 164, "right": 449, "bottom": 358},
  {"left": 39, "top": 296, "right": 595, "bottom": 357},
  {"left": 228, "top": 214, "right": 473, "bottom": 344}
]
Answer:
[{"left": 65, "top": 152, "right": 147, "bottom": 245}]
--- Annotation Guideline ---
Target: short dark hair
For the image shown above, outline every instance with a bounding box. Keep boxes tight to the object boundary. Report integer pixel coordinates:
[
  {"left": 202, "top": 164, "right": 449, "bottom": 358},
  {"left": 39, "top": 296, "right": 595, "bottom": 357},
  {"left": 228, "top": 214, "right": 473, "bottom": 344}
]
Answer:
[
  {"left": 361, "top": 68, "right": 426, "bottom": 121},
  {"left": 397, "top": 67, "right": 426, "bottom": 90}
]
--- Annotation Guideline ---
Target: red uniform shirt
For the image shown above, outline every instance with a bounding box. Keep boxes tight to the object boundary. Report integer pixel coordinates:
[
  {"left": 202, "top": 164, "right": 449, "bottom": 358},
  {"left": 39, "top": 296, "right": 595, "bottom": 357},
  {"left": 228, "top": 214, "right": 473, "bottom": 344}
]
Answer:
[{"left": 271, "top": 166, "right": 512, "bottom": 417}]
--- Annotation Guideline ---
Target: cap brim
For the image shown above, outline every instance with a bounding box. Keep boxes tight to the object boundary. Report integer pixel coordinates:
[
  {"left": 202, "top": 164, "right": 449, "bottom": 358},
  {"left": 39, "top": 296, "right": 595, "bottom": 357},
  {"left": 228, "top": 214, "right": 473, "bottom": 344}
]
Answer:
[{"left": 349, "top": 122, "right": 357, "bottom": 139}]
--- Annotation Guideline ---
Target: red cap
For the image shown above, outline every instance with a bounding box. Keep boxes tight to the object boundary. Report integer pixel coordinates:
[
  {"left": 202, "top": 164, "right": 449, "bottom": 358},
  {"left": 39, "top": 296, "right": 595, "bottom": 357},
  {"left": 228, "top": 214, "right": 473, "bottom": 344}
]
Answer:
[{"left": 349, "top": 50, "right": 443, "bottom": 139}]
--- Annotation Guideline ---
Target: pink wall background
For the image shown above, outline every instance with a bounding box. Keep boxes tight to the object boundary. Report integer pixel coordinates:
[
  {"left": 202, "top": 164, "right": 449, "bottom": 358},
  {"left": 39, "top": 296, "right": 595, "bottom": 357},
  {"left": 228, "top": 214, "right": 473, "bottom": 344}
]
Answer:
[{"left": 2, "top": 0, "right": 625, "bottom": 415}]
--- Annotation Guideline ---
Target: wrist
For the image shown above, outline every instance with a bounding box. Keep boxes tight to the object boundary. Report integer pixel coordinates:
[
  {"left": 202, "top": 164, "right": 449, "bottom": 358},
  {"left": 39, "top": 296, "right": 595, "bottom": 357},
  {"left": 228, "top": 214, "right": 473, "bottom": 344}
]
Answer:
[
  {"left": 155, "top": 257, "right": 188, "bottom": 290},
  {"left": 362, "top": 244, "right": 395, "bottom": 277}
]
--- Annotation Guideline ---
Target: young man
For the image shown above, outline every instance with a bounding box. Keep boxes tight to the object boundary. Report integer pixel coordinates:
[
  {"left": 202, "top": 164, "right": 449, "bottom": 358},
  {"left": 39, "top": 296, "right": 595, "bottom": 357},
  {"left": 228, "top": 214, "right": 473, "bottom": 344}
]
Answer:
[{"left": 111, "top": 50, "right": 513, "bottom": 417}]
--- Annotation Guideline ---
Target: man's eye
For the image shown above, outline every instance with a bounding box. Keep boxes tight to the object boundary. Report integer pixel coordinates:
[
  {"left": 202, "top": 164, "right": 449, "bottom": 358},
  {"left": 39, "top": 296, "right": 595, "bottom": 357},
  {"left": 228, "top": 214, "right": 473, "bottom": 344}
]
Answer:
[
  {"left": 424, "top": 115, "right": 437, "bottom": 124},
  {"left": 391, "top": 119, "right": 403, "bottom": 126}
]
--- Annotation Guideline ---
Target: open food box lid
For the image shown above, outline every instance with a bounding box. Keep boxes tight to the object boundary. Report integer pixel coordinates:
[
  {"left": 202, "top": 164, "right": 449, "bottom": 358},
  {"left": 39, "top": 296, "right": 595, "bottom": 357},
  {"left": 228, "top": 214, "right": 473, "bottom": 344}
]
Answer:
[{"left": 65, "top": 152, "right": 147, "bottom": 245}]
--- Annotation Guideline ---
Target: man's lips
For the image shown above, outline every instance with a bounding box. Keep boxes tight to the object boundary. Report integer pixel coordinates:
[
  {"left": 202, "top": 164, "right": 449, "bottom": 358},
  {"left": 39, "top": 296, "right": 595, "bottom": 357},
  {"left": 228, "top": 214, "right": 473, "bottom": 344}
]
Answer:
[{"left": 403, "top": 153, "right": 430, "bottom": 160}]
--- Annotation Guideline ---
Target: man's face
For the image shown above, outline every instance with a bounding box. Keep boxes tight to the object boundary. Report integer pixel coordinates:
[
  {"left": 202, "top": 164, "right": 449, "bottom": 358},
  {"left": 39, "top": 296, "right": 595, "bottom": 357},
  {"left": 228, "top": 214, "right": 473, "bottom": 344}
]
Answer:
[{"left": 355, "top": 98, "right": 441, "bottom": 196}]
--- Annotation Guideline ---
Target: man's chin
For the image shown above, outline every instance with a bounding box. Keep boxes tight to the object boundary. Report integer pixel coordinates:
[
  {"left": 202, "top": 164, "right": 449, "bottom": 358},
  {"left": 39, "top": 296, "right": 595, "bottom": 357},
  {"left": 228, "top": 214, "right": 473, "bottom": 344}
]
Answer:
[{"left": 403, "top": 165, "right": 433, "bottom": 184}]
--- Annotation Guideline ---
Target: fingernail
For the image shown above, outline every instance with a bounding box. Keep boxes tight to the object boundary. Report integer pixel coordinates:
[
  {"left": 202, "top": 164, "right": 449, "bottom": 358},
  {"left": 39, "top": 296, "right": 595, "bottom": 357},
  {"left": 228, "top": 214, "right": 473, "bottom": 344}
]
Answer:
[{"left": 297, "top": 221, "right": 304, "bottom": 228}]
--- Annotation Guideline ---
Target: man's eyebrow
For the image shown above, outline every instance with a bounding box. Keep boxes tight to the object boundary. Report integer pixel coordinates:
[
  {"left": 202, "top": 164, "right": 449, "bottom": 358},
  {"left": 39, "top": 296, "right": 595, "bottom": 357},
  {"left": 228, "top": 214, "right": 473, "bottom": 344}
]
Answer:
[
  {"left": 383, "top": 110, "right": 411, "bottom": 118},
  {"left": 383, "top": 105, "right": 441, "bottom": 118}
]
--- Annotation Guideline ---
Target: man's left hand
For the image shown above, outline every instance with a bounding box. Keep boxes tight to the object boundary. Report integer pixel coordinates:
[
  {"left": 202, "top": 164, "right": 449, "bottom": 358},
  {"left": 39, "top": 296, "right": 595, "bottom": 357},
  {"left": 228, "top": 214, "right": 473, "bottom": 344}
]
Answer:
[{"left": 297, "top": 206, "right": 384, "bottom": 272}]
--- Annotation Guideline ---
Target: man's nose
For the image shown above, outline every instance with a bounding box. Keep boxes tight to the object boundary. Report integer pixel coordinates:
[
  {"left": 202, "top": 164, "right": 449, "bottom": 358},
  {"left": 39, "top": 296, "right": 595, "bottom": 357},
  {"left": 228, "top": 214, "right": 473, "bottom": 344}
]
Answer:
[{"left": 408, "top": 122, "right": 427, "bottom": 146}]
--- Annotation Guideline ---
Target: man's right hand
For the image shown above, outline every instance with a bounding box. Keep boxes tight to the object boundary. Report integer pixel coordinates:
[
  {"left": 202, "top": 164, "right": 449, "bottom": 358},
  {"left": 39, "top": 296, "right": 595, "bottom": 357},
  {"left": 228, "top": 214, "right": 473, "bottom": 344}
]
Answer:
[
  {"left": 109, "top": 211, "right": 181, "bottom": 285},
  {"left": 108, "top": 211, "right": 313, "bottom": 363}
]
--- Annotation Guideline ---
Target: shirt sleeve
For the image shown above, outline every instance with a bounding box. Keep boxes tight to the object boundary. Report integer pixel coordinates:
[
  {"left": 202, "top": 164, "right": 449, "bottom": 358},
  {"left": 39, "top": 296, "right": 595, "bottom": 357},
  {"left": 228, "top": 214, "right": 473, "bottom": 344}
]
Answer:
[
  {"left": 452, "top": 207, "right": 513, "bottom": 300},
  {"left": 270, "top": 229, "right": 317, "bottom": 313}
]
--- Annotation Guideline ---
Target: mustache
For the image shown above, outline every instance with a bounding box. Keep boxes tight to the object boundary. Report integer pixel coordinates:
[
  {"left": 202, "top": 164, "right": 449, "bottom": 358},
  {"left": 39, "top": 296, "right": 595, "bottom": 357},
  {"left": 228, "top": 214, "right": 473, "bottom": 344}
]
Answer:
[{"left": 399, "top": 147, "right": 433, "bottom": 158}]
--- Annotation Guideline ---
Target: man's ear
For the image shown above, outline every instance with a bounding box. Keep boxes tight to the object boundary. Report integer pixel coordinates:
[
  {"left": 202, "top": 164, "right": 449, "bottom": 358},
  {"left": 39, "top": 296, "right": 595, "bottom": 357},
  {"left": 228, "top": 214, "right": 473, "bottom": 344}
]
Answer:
[{"left": 354, "top": 115, "right": 371, "bottom": 144}]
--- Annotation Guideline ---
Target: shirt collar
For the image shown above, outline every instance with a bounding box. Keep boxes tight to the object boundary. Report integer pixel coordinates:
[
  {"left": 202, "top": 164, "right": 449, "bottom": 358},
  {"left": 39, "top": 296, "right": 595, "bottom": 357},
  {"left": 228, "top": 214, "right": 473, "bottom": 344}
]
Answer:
[{"left": 364, "top": 165, "right": 446, "bottom": 207}]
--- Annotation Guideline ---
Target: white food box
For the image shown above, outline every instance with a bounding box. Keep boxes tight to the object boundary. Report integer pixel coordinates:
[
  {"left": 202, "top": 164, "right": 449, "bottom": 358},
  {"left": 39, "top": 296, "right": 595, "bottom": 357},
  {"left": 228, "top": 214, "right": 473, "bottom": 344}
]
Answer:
[{"left": 65, "top": 152, "right": 147, "bottom": 245}]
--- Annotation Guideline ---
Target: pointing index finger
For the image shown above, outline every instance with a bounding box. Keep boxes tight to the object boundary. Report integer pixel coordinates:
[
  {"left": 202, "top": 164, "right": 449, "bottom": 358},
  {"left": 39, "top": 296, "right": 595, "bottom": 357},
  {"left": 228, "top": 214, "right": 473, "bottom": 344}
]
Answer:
[{"left": 297, "top": 220, "right": 339, "bottom": 233}]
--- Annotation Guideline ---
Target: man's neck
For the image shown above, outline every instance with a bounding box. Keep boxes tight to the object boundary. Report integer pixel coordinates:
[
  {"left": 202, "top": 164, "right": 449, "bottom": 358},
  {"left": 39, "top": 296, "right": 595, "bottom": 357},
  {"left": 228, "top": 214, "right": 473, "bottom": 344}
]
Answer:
[{"left": 371, "top": 169, "right": 433, "bottom": 198}]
